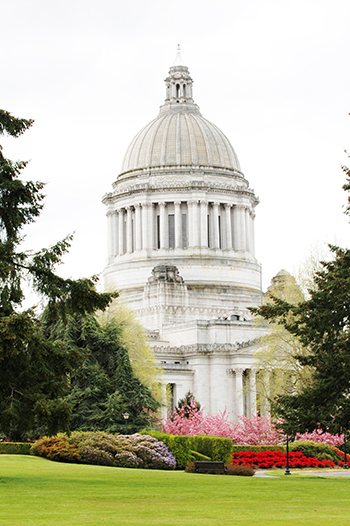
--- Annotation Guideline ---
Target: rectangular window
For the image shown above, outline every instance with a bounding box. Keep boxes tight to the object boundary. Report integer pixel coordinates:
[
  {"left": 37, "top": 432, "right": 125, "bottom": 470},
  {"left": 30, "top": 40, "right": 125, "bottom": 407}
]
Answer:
[
  {"left": 218, "top": 215, "right": 222, "bottom": 249},
  {"left": 181, "top": 213, "right": 187, "bottom": 249},
  {"left": 168, "top": 214, "right": 175, "bottom": 249},
  {"left": 207, "top": 214, "right": 210, "bottom": 248},
  {"left": 156, "top": 215, "right": 160, "bottom": 249}
]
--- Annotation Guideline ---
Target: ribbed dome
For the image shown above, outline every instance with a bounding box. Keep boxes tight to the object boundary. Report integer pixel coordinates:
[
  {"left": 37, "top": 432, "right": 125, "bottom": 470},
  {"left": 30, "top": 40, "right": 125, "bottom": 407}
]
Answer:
[
  {"left": 121, "top": 110, "right": 241, "bottom": 174},
  {"left": 120, "top": 53, "right": 241, "bottom": 175}
]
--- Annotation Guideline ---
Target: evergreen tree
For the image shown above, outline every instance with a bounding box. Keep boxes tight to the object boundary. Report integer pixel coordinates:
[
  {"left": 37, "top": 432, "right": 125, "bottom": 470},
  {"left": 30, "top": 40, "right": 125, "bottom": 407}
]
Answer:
[
  {"left": 42, "top": 314, "right": 160, "bottom": 433},
  {"left": 0, "top": 110, "right": 117, "bottom": 439},
  {"left": 252, "top": 164, "right": 350, "bottom": 436}
]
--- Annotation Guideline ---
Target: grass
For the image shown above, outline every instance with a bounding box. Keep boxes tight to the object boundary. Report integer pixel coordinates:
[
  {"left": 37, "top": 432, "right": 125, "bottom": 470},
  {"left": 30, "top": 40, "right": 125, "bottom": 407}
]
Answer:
[{"left": 1, "top": 456, "right": 350, "bottom": 525}]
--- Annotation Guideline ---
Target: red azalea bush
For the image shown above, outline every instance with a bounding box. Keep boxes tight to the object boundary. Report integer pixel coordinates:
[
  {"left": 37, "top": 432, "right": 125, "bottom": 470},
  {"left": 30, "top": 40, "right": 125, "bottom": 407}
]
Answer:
[{"left": 231, "top": 450, "right": 336, "bottom": 469}]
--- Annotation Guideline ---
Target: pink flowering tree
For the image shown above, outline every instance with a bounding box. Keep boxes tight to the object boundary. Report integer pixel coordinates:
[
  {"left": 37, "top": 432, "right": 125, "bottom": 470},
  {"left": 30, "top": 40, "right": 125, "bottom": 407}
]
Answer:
[{"left": 232, "top": 413, "right": 285, "bottom": 445}]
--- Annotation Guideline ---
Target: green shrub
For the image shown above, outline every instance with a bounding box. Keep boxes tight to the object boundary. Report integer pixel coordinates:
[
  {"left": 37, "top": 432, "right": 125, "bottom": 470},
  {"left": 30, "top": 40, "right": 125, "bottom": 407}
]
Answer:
[
  {"left": 191, "top": 435, "right": 233, "bottom": 462},
  {"left": 190, "top": 450, "right": 211, "bottom": 461},
  {"left": 0, "top": 442, "right": 32, "bottom": 455},
  {"left": 141, "top": 431, "right": 192, "bottom": 469},
  {"left": 290, "top": 440, "right": 342, "bottom": 464},
  {"left": 31, "top": 436, "right": 81, "bottom": 463}
]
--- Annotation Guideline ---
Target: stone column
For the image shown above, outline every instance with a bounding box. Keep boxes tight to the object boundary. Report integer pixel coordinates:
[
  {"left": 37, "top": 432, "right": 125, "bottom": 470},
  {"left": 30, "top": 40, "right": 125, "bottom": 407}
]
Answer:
[
  {"left": 192, "top": 200, "right": 199, "bottom": 247},
  {"left": 188, "top": 200, "right": 195, "bottom": 248},
  {"left": 250, "top": 368, "right": 257, "bottom": 415},
  {"left": 159, "top": 202, "right": 167, "bottom": 249},
  {"left": 135, "top": 203, "right": 142, "bottom": 251},
  {"left": 118, "top": 209, "right": 124, "bottom": 255},
  {"left": 235, "top": 367, "right": 245, "bottom": 416},
  {"left": 224, "top": 203, "right": 232, "bottom": 250},
  {"left": 234, "top": 205, "right": 246, "bottom": 251},
  {"left": 213, "top": 202, "right": 220, "bottom": 249},
  {"left": 200, "top": 200, "right": 208, "bottom": 247},
  {"left": 126, "top": 206, "right": 133, "bottom": 253},
  {"left": 245, "top": 208, "right": 251, "bottom": 254},
  {"left": 261, "top": 371, "right": 270, "bottom": 415},
  {"left": 142, "top": 203, "right": 149, "bottom": 250},
  {"left": 106, "top": 210, "right": 113, "bottom": 258},
  {"left": 149, "top": 203, "right": 155, "bottom": 250},
  {"left": 251, "top": 211, "right": 256, "bottom": 256},
  {"left": 175, "top": 201, "right": 182, "bottom": 249}
]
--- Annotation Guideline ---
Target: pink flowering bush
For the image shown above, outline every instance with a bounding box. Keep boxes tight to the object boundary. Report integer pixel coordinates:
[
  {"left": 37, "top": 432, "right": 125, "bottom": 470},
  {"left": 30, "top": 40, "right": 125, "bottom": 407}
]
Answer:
[
  {"left": 295, "top": 429, "right": 344, "bottom": 447},
  {"left": 163, "top": 401, "right": 285, "bottom": 444},
  {"left": 163, "top": 397, "right": 345, "bottom": 448}
]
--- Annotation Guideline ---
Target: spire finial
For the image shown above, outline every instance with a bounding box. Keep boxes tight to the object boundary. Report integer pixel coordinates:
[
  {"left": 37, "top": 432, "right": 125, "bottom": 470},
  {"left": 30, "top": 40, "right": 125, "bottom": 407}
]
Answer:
[{"left": 172, "top": 45, "right": 185, "bottom": 67}]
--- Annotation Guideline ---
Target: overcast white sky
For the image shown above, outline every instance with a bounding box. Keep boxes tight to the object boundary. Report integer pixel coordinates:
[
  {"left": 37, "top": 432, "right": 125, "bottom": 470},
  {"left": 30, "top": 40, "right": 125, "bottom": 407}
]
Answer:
[{"left": 2, "top": 0, "right": 350, "bottom": 293}]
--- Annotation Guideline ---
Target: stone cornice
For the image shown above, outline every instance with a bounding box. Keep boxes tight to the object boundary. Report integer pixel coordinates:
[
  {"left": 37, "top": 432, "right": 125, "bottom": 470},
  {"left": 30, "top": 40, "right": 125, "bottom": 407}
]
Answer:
[{"left": 152, "top": 340, "right": 259, "bottom": 356}]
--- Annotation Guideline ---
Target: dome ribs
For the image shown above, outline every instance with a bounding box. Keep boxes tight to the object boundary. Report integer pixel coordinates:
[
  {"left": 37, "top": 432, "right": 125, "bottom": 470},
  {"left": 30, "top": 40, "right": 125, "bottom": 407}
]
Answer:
[{"left": 184, "top": 113, "right": 197, "bottom": 165}]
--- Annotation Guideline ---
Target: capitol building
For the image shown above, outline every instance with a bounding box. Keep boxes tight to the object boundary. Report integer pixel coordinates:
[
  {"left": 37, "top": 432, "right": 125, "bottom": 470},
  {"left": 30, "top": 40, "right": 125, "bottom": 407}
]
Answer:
[{"left": 103, "top": 49, "right": 265, "bottom": 419}]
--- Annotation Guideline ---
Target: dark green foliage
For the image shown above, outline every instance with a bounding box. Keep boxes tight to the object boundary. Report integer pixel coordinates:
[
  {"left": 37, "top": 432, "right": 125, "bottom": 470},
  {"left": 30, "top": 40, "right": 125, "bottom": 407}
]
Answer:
[
  {"left": 290, "top": 440, "right": 343, "bottom": 464},
  {"left": 252, "top": 244, "right": 350, "bottom": 435},
  {"left": 142, "top": 431, "right": 193, "bottom": 469},
  {"left": 42, "top": 314, "right": 160, "bottom": 434},
  {"left": 251, "top": 165, "right": 350, "bottom": 435},
  {"left": 0, "top": 110, "right": 117, "bottom": 440},
  {"left": 0, "top": 442, "right": 32, "bottom": 455},
  {"left": 190, "top": 435, "right": 233, "bottom": 462}
]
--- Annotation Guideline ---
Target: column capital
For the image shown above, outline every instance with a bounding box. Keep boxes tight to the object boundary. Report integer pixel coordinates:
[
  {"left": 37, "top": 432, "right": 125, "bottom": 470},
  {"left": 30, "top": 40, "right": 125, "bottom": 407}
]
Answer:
[
  {"left": 174, "top": 200, "right": 182, "bottom": 206},
  {"left": 224, "top": 203, "right": 232, "bottom": 210},
  {"left": 134, "top": 202, "right": 141, "bottom": 209},
  {"left": 158, "top": 201, "right": 166, "bottom": 208},
  {"left": 200, "top": 199, "right": 208, "bottom": 206},
  {"left": 234, "top": 367, "right": 245, "bottom": 376}
]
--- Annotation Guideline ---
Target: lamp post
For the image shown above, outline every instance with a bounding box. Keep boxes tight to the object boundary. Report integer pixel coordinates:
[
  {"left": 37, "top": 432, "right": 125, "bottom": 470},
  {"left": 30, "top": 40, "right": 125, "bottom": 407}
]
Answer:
[
  {"left": 285, "top": 435, "right": 291, "bottom": 475},
  {"left": 123, "top": 412, "right": 129, "bottom": 435},
  {"left": 344, "top": 433, "right": 348, "bottom": 470}
]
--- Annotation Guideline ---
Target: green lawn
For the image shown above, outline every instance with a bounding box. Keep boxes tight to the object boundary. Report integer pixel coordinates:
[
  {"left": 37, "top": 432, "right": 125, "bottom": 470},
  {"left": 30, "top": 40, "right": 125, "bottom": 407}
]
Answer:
[{"left": 0, "top": 456, "right": 349, "bottom": 525}]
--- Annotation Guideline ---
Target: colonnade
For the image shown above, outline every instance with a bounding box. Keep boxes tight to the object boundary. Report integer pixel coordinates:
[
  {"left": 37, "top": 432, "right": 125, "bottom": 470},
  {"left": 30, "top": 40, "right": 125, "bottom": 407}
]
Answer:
[
  {"left": 234, "top": 367, "right": 257, "bottom": 416},
  {"left": 107, "top": 200, "right": 255, "bottom": 257}
]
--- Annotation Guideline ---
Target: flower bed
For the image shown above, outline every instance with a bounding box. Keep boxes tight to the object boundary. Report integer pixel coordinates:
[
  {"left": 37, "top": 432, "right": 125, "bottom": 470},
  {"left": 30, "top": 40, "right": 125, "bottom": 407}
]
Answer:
[{"left": 231, "top": 450, "right": 337, "bottom": 469}]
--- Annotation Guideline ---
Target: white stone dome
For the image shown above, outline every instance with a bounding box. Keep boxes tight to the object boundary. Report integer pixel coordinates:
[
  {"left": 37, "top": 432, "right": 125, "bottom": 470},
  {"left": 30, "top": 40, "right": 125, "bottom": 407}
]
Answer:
[
  {"left": 121, "top": 109, "right": 241, "bottom": 174},
  {"left": 120, "top": 53, "right": 241, "bottom": 175}
]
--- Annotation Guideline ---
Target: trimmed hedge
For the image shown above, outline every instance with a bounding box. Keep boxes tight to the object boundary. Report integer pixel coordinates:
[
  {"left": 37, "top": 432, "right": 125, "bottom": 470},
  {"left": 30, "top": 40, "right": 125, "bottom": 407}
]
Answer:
[
  {"left": 0, "top": 443, "right": 32, "bottom": 455},
  {"left": 191, "top": 435, "right": 233, "bottom": 462},
  {"left": 142, "top": 432, "right": 233, "bottom": 466},
  {"left": 141, "top": 431, "right": 192, "bottom": 469},
  {"left": 290, "top": 440, "right": 343, "bottom": 464},
  {"left": 190, "top": 450, "right": 211, "bottom": 461}
]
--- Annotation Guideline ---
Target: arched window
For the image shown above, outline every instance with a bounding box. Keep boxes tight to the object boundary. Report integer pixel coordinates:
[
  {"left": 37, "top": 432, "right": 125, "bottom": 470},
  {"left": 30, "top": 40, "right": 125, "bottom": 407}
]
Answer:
[
  {"left": 176, "top": 83, "right": 180, "bottom": 98},
  {"left": 183, "top": 84, "right": 186, "bottom": 98}
]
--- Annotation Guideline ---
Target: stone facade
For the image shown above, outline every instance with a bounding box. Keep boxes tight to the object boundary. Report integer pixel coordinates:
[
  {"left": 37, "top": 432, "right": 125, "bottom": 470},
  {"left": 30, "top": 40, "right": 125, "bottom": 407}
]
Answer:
[{"left": 103, "top": 49, "right": 264, "bottom": 419}]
